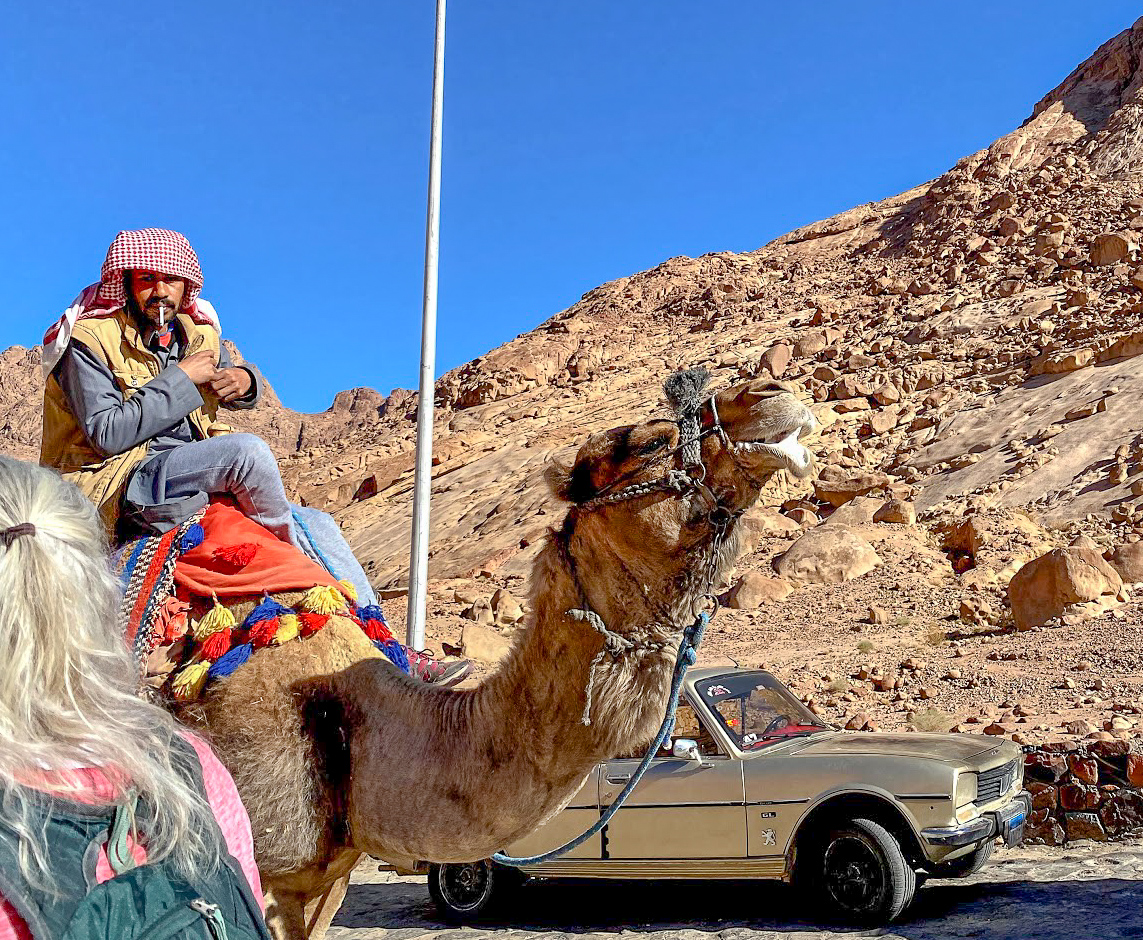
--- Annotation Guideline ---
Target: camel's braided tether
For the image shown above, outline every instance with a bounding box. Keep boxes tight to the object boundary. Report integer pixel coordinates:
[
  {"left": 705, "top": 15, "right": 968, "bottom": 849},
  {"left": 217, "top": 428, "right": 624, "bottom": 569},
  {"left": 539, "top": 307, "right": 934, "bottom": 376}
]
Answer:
[
  {"left": 492, "top": 609, "right": 708, "bottom": 868},
  {"left": 493, "top": 367, "right": 724, "bottom": 868}
]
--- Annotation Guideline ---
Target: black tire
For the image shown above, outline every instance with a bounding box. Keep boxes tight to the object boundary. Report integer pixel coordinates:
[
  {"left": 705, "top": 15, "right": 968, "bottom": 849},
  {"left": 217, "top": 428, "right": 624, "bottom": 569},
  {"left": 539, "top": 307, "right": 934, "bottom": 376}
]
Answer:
[
  {"left": 807, "top": 817, "right": 917, "bottom": 924},
  {"left": 931, "top": 838, "right": 994, "bottom": 879},
  {"left": 428, "top": 860, "right": 517, "bottom": 923}
]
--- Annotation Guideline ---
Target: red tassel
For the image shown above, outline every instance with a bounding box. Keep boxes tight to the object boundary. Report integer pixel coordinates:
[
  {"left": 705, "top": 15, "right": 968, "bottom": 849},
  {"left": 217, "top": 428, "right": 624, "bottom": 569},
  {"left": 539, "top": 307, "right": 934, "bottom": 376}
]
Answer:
[
  {"left": 200, "top": 628, "right": 234, "bottom": 661},
  {"left": 298, "top": 612, "right": 330, "bottom": 638},
  {"left": 362, "top": 617, "right": 393, "bottom": 643},
  {"left": 212, "top": 542, "right": 259, "bottom": 569},
  {"left": 248, "top": 617, "right": 280, "bottom": 649}
]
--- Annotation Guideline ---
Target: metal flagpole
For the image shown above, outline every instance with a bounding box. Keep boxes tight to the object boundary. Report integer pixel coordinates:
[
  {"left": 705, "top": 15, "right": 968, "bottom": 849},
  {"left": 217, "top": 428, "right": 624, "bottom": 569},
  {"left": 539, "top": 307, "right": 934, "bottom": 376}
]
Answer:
[{"left": 406, "top": 0, "right": 446, "bottom": 651}]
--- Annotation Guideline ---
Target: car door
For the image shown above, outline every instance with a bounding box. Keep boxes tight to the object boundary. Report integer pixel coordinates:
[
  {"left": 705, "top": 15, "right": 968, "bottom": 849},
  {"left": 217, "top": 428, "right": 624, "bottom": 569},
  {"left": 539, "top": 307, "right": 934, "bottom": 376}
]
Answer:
[
  {"left": 598, "top": 700, "right": 746, "bottom": 859},
  {"left": 506, "top": 765, "right": 603, "bottom": 860}
]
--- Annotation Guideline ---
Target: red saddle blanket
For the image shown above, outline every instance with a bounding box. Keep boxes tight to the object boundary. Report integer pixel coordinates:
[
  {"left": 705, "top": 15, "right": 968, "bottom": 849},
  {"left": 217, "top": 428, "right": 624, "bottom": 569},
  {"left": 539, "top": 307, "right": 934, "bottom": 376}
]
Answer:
[{"left": 174, "top": 503, "right": 348, "bottom": 600}]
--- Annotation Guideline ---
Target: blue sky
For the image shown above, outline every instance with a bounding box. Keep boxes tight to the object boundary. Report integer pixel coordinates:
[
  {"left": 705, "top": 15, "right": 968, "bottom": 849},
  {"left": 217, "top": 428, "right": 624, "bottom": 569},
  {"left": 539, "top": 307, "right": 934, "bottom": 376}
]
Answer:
[{"left": 1, "top": 3, "right": 1138, "bottom": 412}]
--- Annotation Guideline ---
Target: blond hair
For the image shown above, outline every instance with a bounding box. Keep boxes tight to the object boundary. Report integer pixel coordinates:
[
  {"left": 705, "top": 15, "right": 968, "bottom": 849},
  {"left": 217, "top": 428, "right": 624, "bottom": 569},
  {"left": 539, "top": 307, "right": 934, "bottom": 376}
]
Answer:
[{"left": 0, "top": 456, "right": 220, "bottom": 889}]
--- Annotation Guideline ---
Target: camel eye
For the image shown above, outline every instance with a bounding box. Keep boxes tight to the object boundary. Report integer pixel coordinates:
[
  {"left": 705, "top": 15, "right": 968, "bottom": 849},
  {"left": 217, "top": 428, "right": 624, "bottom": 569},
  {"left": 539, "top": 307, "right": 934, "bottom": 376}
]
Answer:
[{"left": 636, "top": 435, "right": 671, "bottom": 456}]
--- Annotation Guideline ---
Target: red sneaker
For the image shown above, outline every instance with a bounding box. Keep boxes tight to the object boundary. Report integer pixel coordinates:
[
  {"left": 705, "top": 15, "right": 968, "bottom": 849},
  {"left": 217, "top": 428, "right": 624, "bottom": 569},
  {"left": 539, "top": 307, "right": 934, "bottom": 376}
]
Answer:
[{"left": 405, "top": 648, "right": 473, "bottom": 688}]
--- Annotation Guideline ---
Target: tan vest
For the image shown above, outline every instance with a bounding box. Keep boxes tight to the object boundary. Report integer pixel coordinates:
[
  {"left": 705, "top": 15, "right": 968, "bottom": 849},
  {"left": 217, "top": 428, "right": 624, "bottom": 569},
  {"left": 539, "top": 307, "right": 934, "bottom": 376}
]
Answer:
[{"left": 40, "top": 309, "right": 233, "bottom": 532}]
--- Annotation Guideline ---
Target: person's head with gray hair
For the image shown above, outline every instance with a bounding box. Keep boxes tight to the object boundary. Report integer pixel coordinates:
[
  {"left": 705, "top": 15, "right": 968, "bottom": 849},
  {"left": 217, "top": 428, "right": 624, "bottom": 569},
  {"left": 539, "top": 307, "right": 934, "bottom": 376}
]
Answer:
[{"left": 0, "top": 456, "right": 219, "bottom": 887}]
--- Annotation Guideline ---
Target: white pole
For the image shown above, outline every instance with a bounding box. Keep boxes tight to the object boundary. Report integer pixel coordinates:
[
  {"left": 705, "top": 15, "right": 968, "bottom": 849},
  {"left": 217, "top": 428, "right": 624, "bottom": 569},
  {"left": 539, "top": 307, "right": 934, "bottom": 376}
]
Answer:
[{"left": 406, "top": 0, "right": 446, "bottom": 651}]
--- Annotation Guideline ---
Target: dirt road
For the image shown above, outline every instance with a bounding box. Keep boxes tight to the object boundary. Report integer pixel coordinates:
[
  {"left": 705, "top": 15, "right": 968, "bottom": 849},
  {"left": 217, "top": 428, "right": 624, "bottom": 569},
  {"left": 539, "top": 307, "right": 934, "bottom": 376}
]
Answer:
[{"left": 328, "top": 839, "right": 1143, "bottom": 939}]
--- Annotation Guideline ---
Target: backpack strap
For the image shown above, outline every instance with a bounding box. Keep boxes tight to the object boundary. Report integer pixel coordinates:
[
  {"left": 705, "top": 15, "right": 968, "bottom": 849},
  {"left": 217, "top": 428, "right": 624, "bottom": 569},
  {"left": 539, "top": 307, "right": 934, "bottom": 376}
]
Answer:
[{"left": 107, "top": 790, "right": 140, "bottom": 876}]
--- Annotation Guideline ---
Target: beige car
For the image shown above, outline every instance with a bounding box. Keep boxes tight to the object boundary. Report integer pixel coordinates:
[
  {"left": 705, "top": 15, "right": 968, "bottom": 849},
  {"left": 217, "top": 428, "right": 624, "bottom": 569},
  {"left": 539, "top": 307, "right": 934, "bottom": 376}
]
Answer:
[{"left": 426, "top": 667, "right": 1030, "bottom": 926}]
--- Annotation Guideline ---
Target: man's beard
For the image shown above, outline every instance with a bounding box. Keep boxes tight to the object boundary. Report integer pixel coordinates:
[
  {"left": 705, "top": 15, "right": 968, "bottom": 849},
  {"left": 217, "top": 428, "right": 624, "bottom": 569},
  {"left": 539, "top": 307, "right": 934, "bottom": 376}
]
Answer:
[{"left": 125, "top": 291, "right": 174, "bottom": 329}]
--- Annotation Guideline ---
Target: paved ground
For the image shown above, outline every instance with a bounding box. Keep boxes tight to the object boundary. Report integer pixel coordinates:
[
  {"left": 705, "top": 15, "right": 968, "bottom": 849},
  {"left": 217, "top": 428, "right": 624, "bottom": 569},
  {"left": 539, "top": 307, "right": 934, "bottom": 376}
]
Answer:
[{"left": 328, "top": 839, "right": 1143, "bottom": 940}]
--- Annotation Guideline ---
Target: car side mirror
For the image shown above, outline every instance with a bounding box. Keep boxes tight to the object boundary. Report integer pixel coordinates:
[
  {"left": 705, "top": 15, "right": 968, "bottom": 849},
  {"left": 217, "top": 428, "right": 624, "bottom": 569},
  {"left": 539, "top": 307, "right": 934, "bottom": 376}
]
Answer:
[{"left": 672, "top": 738, "right": 703, "bottom": 764}]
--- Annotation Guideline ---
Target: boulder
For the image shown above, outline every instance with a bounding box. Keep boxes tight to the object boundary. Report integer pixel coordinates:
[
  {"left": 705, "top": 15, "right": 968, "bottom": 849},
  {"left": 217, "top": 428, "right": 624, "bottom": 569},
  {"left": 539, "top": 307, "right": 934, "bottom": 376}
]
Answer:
[
  {"left": 759, "top": 343, "right": 792, "bottom": 378},
  {"left": 775, "top": 525, "right": 881, "bottom": 584},
  {"left": 1106, "top": 540, "right": 1143, "bottom": 582},
  {"left": 744, "top": 506, "right": 801, "bottom": 539},
  {"left": 1064, "top": 812, "right": 1107, "bottom": 842},
  {"left": 1091, "top": 232, "right": 1135, "bottom": 267},
  {"left": 873, "top": 498, "right": 916, "bottom": 525},
  {"left": 460, "top": 622, "right": 513, "bottom": 664},
  {"left": 726, "top": 572, "right": 794, "bottom": 609},
  {"left": 491, "top": 588, "right": 525, "bottom": 625},
  {"left": 1099, "top": 791, "right": 1143, "bottom": 837},
  {"left": 1007, "top": 536, "right": 1122, "bottom": 630},
  {"left": 824, "top": 495, "right": 881, "bottom": 527},
  {"left": 813, "top": 467, "right": 892, "bottom": 507},
  {"left": 461, "top": 596, "right": 496, "bottom": 626}
]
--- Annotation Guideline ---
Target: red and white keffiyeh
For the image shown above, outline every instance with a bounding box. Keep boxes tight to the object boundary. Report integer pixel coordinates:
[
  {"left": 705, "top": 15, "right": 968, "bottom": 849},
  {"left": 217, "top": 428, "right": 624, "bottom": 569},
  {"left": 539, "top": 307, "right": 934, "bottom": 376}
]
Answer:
[{"left": 43, "top": 229, "right": 221, "bottom": 377}]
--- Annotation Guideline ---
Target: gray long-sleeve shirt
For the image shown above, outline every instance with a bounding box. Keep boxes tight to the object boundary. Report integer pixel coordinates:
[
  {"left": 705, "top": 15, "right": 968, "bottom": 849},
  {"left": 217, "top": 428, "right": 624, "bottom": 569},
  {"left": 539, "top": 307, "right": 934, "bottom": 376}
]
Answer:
[{"left": 53, "top": 320, "right": 263, "bottom": 531}]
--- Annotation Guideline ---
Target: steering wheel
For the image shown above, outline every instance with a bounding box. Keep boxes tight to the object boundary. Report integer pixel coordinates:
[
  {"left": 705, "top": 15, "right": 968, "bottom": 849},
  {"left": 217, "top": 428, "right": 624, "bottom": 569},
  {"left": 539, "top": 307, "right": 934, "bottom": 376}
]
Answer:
[{"left": 762, "top": 714, "right": 791, "bottom": 734}]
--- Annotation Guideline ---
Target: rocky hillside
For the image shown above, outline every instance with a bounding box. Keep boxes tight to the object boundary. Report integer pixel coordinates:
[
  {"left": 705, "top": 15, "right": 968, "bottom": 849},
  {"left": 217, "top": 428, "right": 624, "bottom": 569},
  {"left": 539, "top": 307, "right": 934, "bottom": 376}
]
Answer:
[{"left": 8, "top": 17, "right": 1143, "bottom": 783}]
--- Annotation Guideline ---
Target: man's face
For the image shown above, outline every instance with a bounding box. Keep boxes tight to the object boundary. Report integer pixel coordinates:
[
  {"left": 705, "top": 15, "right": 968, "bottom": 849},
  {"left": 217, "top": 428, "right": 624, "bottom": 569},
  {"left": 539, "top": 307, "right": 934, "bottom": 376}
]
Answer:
[{"left": 126, "top": 269, "right": 186, "bottom": 327}]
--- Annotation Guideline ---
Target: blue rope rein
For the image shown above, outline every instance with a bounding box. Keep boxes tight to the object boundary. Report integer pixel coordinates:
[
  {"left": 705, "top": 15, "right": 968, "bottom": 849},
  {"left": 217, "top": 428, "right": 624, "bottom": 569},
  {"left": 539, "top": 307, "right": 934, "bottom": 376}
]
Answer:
[
  {"left": 291, "top": 510, "right": 341, "bottom": 580},
  {"left": 492, "top": 610, "right": 708, "bottom": 867}
]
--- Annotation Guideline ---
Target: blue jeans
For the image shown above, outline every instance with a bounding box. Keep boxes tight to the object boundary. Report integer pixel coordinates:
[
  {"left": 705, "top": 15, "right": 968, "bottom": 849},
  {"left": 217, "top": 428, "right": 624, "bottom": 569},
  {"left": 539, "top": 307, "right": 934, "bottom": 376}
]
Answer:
[{"left": 127, "top": 434, "right": 378, "bottom": 606}]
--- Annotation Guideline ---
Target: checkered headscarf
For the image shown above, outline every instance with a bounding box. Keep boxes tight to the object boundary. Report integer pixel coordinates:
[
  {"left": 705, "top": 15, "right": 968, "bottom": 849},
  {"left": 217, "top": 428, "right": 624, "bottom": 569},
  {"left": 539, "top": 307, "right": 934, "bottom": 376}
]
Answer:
[{"left": 43, "top": 229, "right": 220, "bottom": 377}]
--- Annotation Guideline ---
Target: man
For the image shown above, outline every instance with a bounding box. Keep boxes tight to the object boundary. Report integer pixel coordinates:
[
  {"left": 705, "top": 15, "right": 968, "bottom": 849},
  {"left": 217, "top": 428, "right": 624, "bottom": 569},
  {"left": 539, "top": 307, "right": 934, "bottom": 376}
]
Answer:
[{"left": 41, "top": 228, "right": 469, "bottom": 686}]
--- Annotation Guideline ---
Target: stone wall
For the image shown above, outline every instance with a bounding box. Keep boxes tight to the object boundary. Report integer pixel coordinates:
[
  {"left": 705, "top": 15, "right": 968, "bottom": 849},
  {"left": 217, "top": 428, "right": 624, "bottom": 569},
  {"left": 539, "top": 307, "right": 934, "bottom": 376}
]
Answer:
[{"left": 1024, "top": 740, "right": 1143, "bottom": 844}]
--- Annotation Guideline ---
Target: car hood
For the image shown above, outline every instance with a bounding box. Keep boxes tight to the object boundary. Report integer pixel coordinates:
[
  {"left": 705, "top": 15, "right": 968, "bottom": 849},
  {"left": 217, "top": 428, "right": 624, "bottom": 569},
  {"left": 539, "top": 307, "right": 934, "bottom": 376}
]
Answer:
[{"left": 783, "top": 731, "right": 1007, "bottom": 763}]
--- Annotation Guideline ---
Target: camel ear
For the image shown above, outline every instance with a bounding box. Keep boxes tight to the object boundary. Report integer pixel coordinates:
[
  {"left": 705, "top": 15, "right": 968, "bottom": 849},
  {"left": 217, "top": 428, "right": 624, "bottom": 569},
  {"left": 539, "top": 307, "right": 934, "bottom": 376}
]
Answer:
[{"left": 545, "top": 456, "right": 595, "bottom": 504}]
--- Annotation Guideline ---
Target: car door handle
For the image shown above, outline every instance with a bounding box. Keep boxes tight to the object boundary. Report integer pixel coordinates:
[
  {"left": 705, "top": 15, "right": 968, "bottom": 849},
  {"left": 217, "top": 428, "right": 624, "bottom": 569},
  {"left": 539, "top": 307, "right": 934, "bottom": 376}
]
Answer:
[{"left": 606, "top": 772, "right": 632, "bottom": 785}]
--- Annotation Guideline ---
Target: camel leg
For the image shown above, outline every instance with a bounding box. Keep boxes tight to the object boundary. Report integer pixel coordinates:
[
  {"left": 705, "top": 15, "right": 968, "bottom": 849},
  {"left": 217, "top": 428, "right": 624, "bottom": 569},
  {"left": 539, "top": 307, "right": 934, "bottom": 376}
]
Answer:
[
  {"left": 303, "top": 855, "right": 361, "bottom": 940},
  {"left": 262, "top": 883, "right": 308, "bottom": 940}
]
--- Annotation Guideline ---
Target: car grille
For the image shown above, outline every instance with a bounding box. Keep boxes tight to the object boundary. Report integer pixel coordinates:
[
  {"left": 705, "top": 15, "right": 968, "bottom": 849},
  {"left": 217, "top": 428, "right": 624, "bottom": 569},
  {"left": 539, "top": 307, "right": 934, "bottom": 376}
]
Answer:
[{"left": 978, "top": 758, "right": 1019, "bottom": 804}]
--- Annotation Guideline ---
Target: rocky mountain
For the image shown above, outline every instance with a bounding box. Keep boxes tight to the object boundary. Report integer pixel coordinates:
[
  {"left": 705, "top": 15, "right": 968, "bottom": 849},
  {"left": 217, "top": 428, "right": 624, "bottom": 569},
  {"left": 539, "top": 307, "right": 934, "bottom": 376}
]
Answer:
[{"left": 7, "top": 17, "right": 1143, "bottom": 779}]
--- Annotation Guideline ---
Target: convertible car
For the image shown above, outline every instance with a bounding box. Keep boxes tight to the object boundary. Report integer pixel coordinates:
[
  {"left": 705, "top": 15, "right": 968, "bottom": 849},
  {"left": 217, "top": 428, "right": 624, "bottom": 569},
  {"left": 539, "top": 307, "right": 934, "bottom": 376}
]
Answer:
[{"left": 422, "top": 667, "right": 1030, "bottom": 925}]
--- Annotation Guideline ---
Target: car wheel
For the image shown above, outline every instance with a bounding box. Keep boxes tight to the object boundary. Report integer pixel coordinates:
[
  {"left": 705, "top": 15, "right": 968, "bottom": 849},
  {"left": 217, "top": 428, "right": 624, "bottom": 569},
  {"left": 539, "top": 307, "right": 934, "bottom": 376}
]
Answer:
[
  {"left": 814, "top": 817, "right": 916, "bottom": 924},
  {"left": 428, "top": 860, "right": 516, "bottom": 923},
  {"left": 932, "top": 839, "right": 994, "bottom": 879}
]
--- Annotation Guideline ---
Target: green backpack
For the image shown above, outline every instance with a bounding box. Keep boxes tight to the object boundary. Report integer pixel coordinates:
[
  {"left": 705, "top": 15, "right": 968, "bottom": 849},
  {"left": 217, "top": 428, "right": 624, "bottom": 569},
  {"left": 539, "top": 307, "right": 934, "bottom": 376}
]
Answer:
[{"left": 0, "top": 743, "right": 272, "bottom": 940}]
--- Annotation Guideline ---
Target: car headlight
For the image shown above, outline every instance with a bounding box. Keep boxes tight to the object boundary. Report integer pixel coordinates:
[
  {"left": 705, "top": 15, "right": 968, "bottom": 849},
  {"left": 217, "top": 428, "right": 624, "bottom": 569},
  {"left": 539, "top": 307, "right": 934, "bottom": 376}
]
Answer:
[{"left": 955, "top": 771, "right": 978, "bottom": 808}]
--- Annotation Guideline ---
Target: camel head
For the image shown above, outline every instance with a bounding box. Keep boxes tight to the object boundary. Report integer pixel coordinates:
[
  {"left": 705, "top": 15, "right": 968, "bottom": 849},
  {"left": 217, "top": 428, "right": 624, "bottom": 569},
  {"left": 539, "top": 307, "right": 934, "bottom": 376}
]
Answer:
[{"left": 547, "top": 371, "right": 816, "bottom": 627}]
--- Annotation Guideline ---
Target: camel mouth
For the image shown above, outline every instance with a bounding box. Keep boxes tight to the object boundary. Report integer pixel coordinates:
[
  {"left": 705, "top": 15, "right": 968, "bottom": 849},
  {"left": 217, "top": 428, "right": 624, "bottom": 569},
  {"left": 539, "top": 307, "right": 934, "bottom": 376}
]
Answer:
[{"left": 730, "top": 416, "right": 817, "bottom": 477}]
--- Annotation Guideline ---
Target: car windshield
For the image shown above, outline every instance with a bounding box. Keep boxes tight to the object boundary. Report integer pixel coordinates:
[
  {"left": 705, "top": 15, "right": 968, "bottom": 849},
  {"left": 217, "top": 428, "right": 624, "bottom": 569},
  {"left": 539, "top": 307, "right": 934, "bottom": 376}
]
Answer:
[{"left": 696, "top": 672, "right": 828, "bottom": 750}]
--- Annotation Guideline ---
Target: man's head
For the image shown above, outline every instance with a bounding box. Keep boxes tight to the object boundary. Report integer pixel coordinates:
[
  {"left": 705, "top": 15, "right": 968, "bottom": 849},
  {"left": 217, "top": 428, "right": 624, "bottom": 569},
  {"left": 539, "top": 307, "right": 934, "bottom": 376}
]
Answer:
[
  {"left": 123, "top": 269, "right": 186, "bottom": 329},
  {"left": 97, "top": 229, "right": 204, "bottom": 317}
]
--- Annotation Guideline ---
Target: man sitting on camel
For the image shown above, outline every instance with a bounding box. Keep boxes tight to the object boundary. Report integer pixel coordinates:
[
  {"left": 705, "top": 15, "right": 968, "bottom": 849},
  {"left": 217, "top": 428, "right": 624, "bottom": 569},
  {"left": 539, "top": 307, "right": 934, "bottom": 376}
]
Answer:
[{"left": 40, "top": 228, "right": 469, "bottom": 686}]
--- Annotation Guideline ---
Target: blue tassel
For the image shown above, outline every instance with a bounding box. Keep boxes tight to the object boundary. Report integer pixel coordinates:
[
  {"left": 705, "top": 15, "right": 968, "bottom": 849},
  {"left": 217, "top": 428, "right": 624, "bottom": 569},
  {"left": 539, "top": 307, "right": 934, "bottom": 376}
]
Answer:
[
  {"left": 208, "top": 643, "right": 253, "bottom": 680},
  {"left": 377, "top": 638, "right": 410, "bottom": 673},
  {"left": 245, "top": 595, "right": 292, "bottom": 626},
  {"left": 178, "top": 524, "right": 205, "bottom": 553},
  {"left": 357, "top": 604, "right": 388, "bottom": 625}
]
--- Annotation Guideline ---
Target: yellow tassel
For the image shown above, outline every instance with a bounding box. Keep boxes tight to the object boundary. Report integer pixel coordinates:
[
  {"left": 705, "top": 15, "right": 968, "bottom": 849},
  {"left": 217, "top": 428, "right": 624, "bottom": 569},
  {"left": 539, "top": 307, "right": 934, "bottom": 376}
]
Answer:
[
  {"left": 300, "top": 585, "right": 345, "bottom": 615},
  {"left": 271, "top": 614, "right": 300, "bottom": 646},
  {"left": 193, "top": 595, "right": 235, "bottom": 640},
  {"left": 171, "top": 661, "right": 211, "bottom": 702},
  {"left": 338, "top": 579, "right": 358, "bottom": 603}
]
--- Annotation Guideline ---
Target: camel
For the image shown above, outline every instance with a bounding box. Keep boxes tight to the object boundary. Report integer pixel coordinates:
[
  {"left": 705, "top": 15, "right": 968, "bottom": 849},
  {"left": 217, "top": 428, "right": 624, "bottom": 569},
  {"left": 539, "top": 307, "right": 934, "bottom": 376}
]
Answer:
[{"left": 176, "top": 374, "right": 817, "bottom": 940}]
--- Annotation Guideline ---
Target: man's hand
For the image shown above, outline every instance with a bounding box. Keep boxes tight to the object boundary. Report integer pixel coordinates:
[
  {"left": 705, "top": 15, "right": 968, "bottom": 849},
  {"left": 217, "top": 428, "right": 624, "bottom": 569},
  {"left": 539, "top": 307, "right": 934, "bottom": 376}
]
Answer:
[
  {"left": 176, "top": 349, "right": 220, "bottom": 385},
  {"left": 208, "top": 367, "right": 254, "bottom": 403}
]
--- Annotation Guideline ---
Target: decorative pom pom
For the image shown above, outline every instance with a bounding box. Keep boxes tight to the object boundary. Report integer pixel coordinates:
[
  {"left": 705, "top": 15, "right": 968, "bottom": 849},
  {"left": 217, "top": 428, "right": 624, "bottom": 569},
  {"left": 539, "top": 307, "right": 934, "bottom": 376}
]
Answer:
[
  {"left": 248, "top": 617, "right": 280, "bottom": 649},
  {"left": 199, "top": 627, "right": 233, "bottom": 662},
  {"left": 171, "top": 661, "right": 211, "bottom": 701},
  {"left": 193, "top": 596, "right": 236, "bottom": 640},
  {"left": 362, "top": 617, "right": 393, "bottom": 643},
  {"left": 298, "top": 612, "right": 330, "bottom": 638},
  {"left": 208, "top": 643, "right": 253, "bottom": 680},
  {"left": 300, "top": 585, "right": 346, "bottom": 615},
  {"left": 338, "top": 579, "right": 358, "bottom": 602},
  {"left": 379, "top": 639, "right": 410, "bottom": 673},
  {"left": 357, "top": 604, "right": 387, "bottom": 624},
  {"left": 245, "top": 595, "right": 292, "bottom": 626},
  {"left": 178, "top": 524, "right": 205, "bottom": 553},
  {"left": 212, "top": 542, "right": 259, "bottom": 569},
  {"left": 271, "top": 614, "right": 300, "bottom": 646}
]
